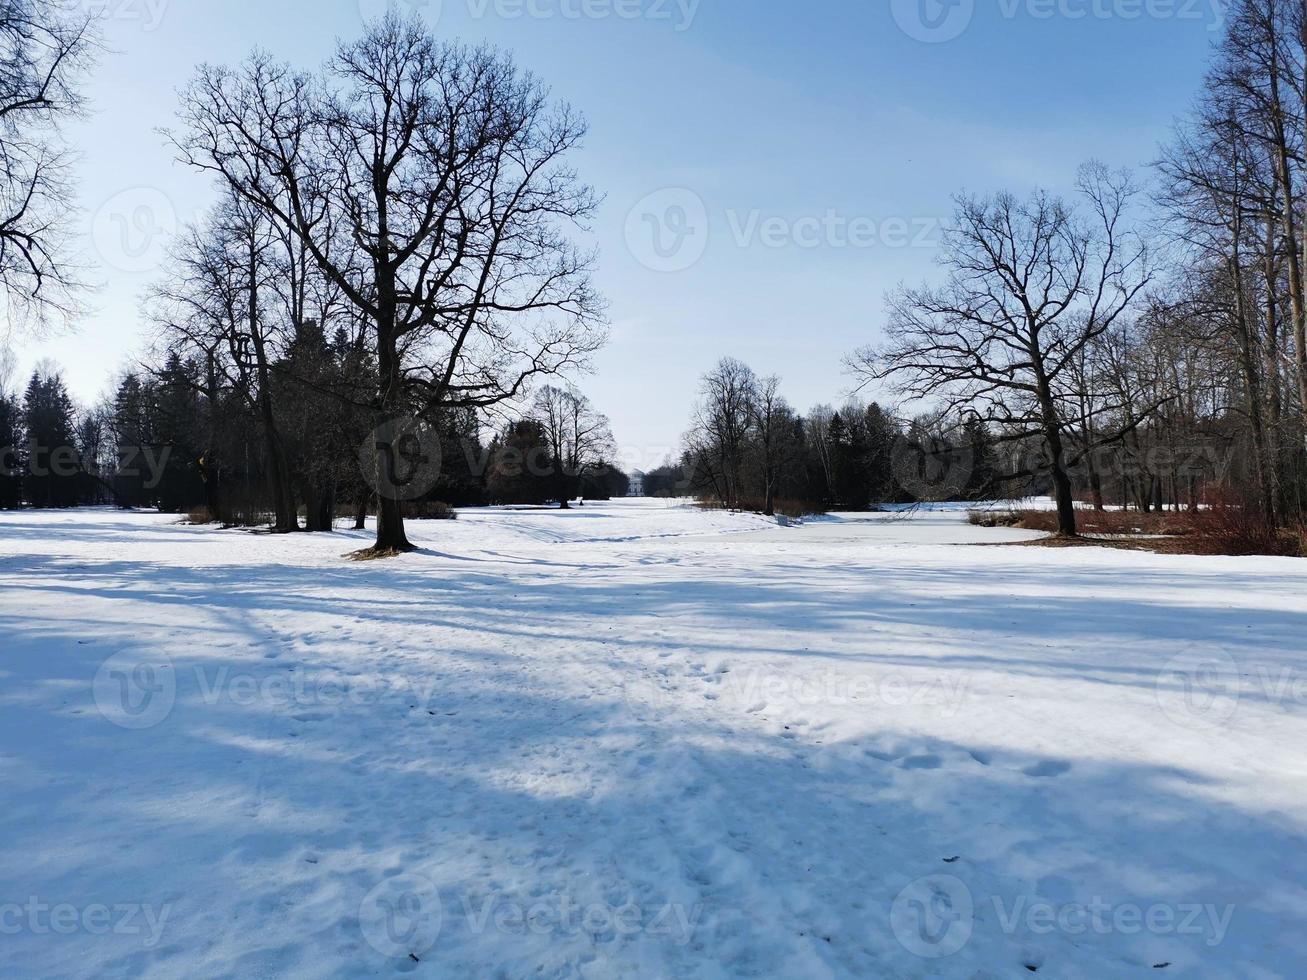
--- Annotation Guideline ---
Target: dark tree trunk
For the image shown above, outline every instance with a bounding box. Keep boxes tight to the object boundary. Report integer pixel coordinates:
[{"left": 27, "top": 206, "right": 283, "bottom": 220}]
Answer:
[
  {"left": 301, "top": 481, "right": 320, "bottom": 532},
  {"left": 1086, "top": 452, "right": 1104, "bottom": 511},
  {"left": 1034, "top": 370, "right": 1077, "bottom": 536},
  {"left": 320, "top": 481, "right": 337, "bottom": 530},
  {"left": 245, "top": 229, "right": 296, "bottom": 535},
  {"left": 301, "top": 479, "right": 336, "bottom": 533},
  {"left": 260, "top": 420, "right": 297, "bottom": 533},
  {"left": 1041, "top": 423, "right": 1077, "bottom": 537},
  {"left": 369, "top": 321, "right": 414, "bottom": 553},
  {"left": 374, "top": 492, "right": 411, "bottom": 551}
]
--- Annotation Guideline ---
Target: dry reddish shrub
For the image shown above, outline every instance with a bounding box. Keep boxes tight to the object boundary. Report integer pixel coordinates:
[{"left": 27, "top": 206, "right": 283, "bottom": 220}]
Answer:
[
  {"left": 1012, "top": 509, "right": 1190, "bottom": 537},
  {"left": 1180, "top": 487, "right": 1300, "bottom": 557}
]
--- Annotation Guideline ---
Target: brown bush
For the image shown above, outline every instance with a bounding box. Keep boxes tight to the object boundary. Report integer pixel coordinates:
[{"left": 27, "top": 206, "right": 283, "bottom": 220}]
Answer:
[
  {"left": 1012, "top": 508, "right": 1191, "bottom": 537},
  {"left": 697, "top": 496, "right": 822, "bottom": 519},
  {"left": 968, "top": 510, "right": 1021, "bottom": 528},
  {"left": 1179, "top": 489, "right": 1300, "bottom": 557},
  {"left": 184, "top": 506, "right": 216, "bottom": 525},
  {"left": 403, "top": 500, "right": 458, "bottom": 521}
]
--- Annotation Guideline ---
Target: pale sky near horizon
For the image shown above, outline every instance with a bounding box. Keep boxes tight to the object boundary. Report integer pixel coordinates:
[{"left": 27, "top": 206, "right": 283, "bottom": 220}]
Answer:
[{"left": 5, "top": 0, "right": 1223, "bottom": 472}]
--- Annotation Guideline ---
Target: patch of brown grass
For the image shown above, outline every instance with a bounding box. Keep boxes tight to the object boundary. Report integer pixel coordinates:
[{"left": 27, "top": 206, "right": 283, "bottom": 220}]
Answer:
[
  {"left": 1011, "top": 509, "right": 1191, "bottom": 537},
  {"left": 985, "top": 504, "right": 1305, "bottom": 557},
  {"left": 344, "top": 545, "right": 417, "bottom": 561}
]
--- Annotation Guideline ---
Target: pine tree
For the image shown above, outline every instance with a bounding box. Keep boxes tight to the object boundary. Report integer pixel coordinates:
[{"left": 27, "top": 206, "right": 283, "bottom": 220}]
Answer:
[
  {"left": 864, "top": 403, "right": 898, "bottom": 506},
  {"left": 0, "top": 390, "right": 22, "bottom": 508},
  {"left": 22, "top": 369, "right": 81, "bottom": 508},
  {"left": 829, "top": 411, "right": 870, "bottom": 510}
]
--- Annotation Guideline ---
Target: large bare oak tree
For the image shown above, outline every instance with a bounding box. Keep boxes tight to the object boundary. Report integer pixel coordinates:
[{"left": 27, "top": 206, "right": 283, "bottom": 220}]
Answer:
[
  {"left": 850, "top": 165, "right": 1152, "bottom": 536},
  {"left": 171, "top": 14, "right": 606, "bottom": 554}
]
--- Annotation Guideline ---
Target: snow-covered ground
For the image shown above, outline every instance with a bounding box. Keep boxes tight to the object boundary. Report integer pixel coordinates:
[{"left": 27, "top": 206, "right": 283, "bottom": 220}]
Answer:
[{"left": 1, "top": 500, "right": 1305, "bottom": 978}]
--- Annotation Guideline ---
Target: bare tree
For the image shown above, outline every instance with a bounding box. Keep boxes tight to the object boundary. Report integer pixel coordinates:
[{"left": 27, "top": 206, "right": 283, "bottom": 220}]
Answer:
[
  {"left": 532, "top": 384, "right": 614, "bottom": 507},
  {"left": 749, "top": 375, "right": 794, "bottom": 517},
  {"left": 683, "top": 358, "right": 756, "bottom": 510},
  {"left": 1157, "top": 104, "right": 1285, "bottom": 519},
  {"left": 0, "top": 0, "right": 96, "bottom": 329},
  {"left": 171, "top": 14, "right": 606, "bottom": 555},
  {"left": 1216, "top": 0, "right": 1307, "bottom": 427},
  {"left": 850, "top": 165, "right": 1152, "bottom": 536},
  {"left": 146, "top": 195, "right": 303, "bottom": 532}
]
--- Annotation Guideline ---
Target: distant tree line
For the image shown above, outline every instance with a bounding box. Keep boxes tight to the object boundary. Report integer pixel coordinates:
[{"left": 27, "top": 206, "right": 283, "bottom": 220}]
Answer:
[
  {"left": 0, "top": 358, "right": 629, "bottom": 517},
  {"left": 654, "top": 357, "right": 1014, "bottom": 517},
  {"left": 667, "top": 340, "right": 1246, "bottom": 520}
]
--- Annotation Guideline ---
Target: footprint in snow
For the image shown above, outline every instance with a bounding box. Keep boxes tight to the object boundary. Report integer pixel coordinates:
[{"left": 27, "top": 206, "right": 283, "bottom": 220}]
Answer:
[
  {"left": 900, "top": 755, "right": 943, "bottom": 770},
  {"left": 969, "top": 750, "right": 992, "bottom": 767},
  {"left": 1023, "top": 760, "right": 1072, "bottom": 779},
  {"left": 864, "top": 750, "right": 901, "bottom": 763}
]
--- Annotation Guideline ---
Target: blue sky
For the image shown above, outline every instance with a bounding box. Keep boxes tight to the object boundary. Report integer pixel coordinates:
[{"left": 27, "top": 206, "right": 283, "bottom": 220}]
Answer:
[{"left": 8, "top": 0, "right": 1223, "bottom": 467}]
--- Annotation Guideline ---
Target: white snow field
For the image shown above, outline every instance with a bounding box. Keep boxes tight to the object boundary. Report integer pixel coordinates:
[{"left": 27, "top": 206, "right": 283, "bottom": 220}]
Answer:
[{"left": 1, "top": 500, "right": 1305, "bottom": 978}]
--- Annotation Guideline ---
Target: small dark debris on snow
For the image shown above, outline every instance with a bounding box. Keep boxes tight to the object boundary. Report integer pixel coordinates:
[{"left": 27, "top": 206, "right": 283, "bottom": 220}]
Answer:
[
  {"left": 943, "top": 856, "right": 960, "bottom": 863},
  {"left": 1153, "top": 964, "right": 1171, "bottom": 970}
]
